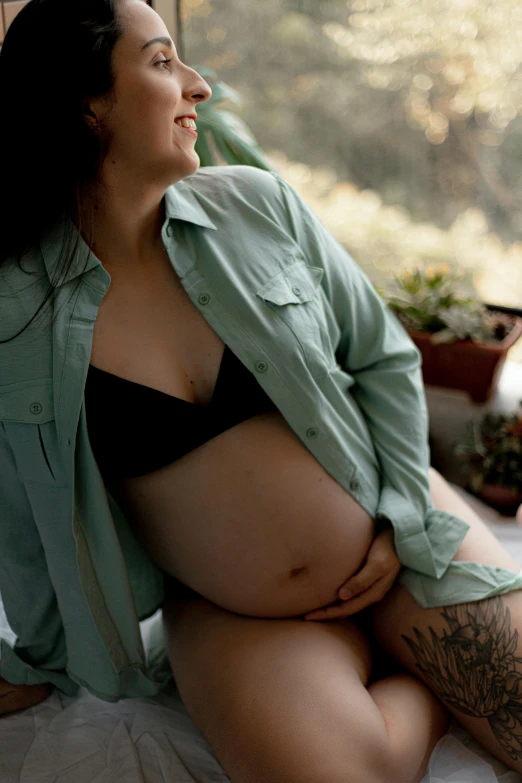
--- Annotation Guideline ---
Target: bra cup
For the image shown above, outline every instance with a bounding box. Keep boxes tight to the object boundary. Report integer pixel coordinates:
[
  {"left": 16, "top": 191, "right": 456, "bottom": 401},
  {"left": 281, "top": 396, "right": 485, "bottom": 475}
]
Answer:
[{"left": 84, "top": 344, "right": 277, "bottom": 480}]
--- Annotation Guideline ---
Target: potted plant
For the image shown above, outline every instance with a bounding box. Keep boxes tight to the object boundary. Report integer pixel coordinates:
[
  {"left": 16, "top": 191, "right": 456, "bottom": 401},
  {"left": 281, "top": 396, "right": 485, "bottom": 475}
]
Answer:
[
  {"left": 454, "top": 404, "right": 522, "bottom": 515},
  {"left": 380, "top": 265, "right": 522, "bottom": 402}
]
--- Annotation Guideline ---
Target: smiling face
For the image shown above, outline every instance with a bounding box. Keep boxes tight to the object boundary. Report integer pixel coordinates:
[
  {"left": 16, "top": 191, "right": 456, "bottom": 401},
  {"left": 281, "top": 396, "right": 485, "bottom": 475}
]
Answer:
[{"left": 89, "top": 0, "right": 212, "bottom": 187}]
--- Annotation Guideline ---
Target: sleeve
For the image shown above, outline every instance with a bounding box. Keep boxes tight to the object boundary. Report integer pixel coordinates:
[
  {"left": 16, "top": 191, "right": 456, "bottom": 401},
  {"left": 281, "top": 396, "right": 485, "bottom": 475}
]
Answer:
[
  {"left": 270, "top": 171, "right": 470, "bottom": 578},
  {"left": 0, "top": 421, "right": 79, "bottom": 696}
]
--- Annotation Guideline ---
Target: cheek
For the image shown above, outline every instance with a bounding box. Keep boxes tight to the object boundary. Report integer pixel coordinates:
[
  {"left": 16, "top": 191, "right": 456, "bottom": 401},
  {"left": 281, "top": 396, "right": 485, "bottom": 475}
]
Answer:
[
  {"left": 115, "top": 72, "right": 177, "bottom": 125},
  {"left": 116, "top": 98, "right": 175, "bottom": 152},
  {"left": 106, "top": 73, "right": 181, "bottom": 156},
  {"left": 140, "top": 86, "right": 179, "bottom": 146}
]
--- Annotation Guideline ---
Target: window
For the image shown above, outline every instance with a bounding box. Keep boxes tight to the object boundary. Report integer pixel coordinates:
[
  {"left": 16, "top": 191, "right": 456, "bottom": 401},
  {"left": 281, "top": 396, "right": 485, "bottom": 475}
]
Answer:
[
  {"left": 182, "top": 0, "right": 522, "bottom": 362},
  {"left": 0, "top": 1, "right": 29, "bottom": 43},
  {"left": 151, "top": 0, "right": 179, "bottom": 44}
]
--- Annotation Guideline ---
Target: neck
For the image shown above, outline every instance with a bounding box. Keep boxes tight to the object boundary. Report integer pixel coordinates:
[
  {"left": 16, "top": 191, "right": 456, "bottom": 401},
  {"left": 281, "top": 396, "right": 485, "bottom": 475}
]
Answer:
[{"left": 76, "top": 177, "right": 169, "bottom": 271}]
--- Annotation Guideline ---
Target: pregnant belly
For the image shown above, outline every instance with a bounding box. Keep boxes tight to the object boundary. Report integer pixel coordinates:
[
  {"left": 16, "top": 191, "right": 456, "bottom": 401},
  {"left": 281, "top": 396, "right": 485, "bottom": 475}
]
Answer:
[{"left": 109, "top": 411, "right": 376, "bottom": 619}]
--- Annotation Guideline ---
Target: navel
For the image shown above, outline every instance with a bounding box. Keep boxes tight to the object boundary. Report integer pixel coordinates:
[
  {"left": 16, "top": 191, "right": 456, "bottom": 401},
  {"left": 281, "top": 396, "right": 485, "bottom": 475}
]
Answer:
[{"left": 289, "top": 565, "right": 309, "bottom": 579}]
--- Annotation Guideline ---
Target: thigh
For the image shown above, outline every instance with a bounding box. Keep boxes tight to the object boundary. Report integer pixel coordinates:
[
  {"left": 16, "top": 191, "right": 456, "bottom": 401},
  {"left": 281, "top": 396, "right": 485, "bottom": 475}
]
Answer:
[
  {"left": 161, "top": 588, "right": 392, "bottom": 783},
  {"left": 369, "top": 472, "right": 522, "bottom": 772}
]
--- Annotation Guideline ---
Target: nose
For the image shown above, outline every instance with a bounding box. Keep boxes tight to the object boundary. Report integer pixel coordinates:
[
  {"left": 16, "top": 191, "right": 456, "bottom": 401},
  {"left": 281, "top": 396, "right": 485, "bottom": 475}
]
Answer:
[{"left": 183, "top": 67, "right": 213, "bottom": 108}]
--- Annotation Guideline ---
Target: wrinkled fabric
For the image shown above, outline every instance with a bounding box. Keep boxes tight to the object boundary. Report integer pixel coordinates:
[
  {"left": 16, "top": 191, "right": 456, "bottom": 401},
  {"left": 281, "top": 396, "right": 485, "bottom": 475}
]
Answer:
[
  {"left": 401, "top": 562, "right": 522, "bottom": 609},
  {"left": 1, "top": 164, "right": 520, "bottom": 700},
  {"left": 420, "top": 730, "right": 522, "bottom": 783},
  {"left": 0, "top": 605, "right": 521, "bottom": 783}
]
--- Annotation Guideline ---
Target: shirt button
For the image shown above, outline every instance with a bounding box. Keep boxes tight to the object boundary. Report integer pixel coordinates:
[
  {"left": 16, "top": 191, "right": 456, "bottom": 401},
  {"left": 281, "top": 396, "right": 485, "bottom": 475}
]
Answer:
[
  {"left": 30, "top": 402, "right": 43, "bottom": 415},
  {"left": 166, "top": 225, "right": 175, "bottom": 237},
  {"left": 350, "top": 477, "right": 360, "bottom": 492},
  {"left": 292, "top": 286, "right": 302, "bottom": 296},
  {"left": 306, "top": 427, "right": 318, "bottom": 438},
  {"left": 198, "top": 293, "right": 210, "bottom": 305},
  {"left": 255, "top": 360, "right": 268, "bottom": 373}
]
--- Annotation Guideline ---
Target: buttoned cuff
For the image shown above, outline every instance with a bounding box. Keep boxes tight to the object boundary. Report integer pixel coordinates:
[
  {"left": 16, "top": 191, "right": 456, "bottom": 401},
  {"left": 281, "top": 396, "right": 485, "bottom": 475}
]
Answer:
[{"left": 376, "top": 485, "right": 470, "bottom": 579}]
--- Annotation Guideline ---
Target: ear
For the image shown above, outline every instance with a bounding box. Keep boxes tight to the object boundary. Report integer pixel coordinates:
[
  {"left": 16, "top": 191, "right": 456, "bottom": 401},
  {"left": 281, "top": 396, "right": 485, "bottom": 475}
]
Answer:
[{"left": 82, "top": 98, "right": 100, "bottom": 131}]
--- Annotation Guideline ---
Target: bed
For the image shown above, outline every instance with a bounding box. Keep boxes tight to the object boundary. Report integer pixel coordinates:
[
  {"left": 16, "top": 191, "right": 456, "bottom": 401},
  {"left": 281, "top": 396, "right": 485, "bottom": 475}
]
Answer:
[{"left": 1, "top": 486, "right": 521, "bottom": 783}]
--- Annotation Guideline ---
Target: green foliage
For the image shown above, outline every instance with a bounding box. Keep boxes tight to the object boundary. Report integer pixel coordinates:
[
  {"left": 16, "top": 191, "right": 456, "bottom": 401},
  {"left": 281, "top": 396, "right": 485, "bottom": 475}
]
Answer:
[
  {"left": 183, "top": 0, "right": 522, "bottom": 246},
  {"left": 455, "top": 403, "right": 522, "bottom": 494},
  {"left": 379, "top": 264, "right": 512, "bottom": 344},
  {"left": 190, "top": 65, "right": 277, "bottom": 171}
]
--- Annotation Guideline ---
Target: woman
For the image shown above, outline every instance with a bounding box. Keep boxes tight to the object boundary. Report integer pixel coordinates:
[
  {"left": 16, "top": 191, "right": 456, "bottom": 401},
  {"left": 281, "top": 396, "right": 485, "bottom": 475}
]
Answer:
[{"left": 1, "top": 1, "right": 522, "bottom": 781}]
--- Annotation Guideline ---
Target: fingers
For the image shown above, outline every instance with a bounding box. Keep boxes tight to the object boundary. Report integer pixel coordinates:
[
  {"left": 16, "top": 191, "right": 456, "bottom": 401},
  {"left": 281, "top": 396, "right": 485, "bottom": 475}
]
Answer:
[
  {"left": 337, "top": 531, "right": 399, "bottom": 601},
  {"left": 304, "top": 578, "right": 388, "bottom": 621},
  {"left": 338, "top": 563, "right": 382, "bottom": 601},
  {"left": 338, "top": 574, "right": 372, "bottom": 601}
]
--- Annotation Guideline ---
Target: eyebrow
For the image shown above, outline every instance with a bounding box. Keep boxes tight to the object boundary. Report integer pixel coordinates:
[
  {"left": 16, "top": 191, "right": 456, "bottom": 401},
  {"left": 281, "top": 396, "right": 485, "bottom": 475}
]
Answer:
[{"left": 141, "top": 36, "right": 174, "bottom": 51}]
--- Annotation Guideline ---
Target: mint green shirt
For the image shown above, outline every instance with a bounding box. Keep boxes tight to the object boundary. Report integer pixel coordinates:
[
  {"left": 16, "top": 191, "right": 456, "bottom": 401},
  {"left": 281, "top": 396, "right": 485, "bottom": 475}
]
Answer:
[{"left": 1, "top": 165, "right": 521, "bottom": 702}]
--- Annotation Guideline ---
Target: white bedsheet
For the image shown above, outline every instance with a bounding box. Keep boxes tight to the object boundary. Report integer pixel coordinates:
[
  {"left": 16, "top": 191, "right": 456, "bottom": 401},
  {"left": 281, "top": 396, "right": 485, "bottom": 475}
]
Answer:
[{"left": 1, "top": 486, "right": 522, "bottom": 783}]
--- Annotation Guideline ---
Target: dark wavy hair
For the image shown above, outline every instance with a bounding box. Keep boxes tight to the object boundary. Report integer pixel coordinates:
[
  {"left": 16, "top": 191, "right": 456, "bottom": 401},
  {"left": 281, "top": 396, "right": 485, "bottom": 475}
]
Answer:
[{"left": 0, "top": 0, "right": 128, "bottom": 343}]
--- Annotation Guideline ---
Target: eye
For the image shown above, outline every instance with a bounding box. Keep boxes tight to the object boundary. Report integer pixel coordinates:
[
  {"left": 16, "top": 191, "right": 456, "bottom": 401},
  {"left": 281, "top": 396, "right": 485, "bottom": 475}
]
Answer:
[{"left": 156, "top": 58, "right": 173, "bottom": 71}]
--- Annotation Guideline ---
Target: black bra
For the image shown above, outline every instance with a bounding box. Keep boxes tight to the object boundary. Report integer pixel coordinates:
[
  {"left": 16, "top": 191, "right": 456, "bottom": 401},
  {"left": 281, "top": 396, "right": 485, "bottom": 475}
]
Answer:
[{"left": 84, "top": 344, "right": 278, "bottom": 481}]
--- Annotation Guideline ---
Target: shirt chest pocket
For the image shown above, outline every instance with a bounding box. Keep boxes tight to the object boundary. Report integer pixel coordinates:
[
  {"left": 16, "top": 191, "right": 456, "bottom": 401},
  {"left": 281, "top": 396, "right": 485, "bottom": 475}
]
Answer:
[
  {"left": 0, "top": 379, "right": 66, "bottom": 487},
  {"left": 255, "top": 260, "right": 339, "bottom": 377}
]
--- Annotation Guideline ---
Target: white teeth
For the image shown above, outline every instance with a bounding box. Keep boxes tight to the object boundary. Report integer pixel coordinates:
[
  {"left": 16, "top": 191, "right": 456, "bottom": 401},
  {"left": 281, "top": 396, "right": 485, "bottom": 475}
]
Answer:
[{"left": 175, "top": 117, "right": 197, "bottom": 129}]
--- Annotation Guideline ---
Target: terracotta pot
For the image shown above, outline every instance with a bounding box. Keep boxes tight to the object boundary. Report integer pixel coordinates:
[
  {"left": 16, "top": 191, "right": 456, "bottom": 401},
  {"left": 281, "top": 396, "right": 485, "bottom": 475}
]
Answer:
[
  {"left": 477, "top": 483, "right": 522, "bottom": 516},
  {"left": 408, "top": 314, "right": 522, "bottom": 403}
]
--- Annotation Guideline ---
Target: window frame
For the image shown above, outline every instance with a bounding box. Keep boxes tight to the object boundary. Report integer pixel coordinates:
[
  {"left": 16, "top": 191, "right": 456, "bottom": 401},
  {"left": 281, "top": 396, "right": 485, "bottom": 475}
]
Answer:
[{"left": 151, "top": 0, "right": 181, "bottom": 54}]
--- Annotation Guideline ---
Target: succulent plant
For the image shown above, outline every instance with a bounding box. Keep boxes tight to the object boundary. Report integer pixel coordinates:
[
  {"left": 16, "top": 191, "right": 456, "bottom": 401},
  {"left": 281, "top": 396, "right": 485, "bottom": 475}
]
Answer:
[
  {"left": 455, "top": 402, "right": 522, "bottom": 495},
  {"left": 379, "top": 265, "right": 513, "bottom": 344}
]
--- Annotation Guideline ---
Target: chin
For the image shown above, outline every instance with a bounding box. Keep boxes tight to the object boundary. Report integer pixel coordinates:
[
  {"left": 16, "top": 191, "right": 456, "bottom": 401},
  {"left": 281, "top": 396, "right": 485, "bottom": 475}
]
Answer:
[
  {"left": 152, "top": 154, "right": 200, "bottom": 188},
  {"left": 170, "top": 155, "right": 201, "bottom": 180}
]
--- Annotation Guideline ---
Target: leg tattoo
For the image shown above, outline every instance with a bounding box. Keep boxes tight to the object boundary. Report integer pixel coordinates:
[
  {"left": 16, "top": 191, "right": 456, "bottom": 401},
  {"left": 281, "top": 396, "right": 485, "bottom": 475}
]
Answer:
[{"left": 402, "top": 597, "right": 522, "bottom": 760}]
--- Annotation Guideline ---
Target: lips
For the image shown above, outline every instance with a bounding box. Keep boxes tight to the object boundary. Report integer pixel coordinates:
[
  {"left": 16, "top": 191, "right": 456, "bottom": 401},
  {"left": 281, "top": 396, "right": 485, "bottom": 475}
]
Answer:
[{"left": 174, "top": 121, "right": 198, "bottom": 138}]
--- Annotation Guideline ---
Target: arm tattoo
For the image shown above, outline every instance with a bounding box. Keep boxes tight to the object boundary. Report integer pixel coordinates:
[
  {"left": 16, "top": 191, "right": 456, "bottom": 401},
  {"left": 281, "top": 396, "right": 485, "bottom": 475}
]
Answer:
[{"left": 402, "top": 596, "right": 522, "bottom": 761}]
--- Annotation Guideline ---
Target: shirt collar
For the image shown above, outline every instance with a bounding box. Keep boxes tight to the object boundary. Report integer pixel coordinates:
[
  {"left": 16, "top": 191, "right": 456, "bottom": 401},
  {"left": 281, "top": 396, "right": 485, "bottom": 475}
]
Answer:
[
  {"left": 40, "top": 178, "right": 217, "bottom": 286},
  {"left": 164, "top": 179, "right": 217, "bottom": 231}
]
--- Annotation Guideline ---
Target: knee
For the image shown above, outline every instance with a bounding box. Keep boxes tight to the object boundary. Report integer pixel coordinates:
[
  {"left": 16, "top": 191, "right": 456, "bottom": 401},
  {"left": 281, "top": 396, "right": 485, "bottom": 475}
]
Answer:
[
  {"left": 368, "top": 745, "right": 405, "bottom": 783},
  {"left": 347, "top": 725, "right": 406, "bottom": 783},
  {"left": 311, "top": 754, "right": 400, "bottom": 783},
  {"left": 309, "top": 733, "right": 400, "bottom": 783}
]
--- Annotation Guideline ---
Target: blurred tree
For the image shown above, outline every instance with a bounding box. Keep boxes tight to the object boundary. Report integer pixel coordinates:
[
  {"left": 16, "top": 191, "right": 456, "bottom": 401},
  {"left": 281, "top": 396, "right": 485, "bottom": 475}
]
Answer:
[{"left": 182, "top": 0, "right": 522, "bottom": 244}]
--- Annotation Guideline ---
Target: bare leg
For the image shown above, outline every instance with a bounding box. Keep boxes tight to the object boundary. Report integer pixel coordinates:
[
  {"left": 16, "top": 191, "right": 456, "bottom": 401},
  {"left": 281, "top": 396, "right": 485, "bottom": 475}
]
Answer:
[
  {"left": 370, "top": 468, "right": 522, "bottom": 774},
  {"left": 369, "top": 674, "right": 449, "bottom": 783},
  {"left": 162, "top": 586, "right": 448, "bottom": 783}
]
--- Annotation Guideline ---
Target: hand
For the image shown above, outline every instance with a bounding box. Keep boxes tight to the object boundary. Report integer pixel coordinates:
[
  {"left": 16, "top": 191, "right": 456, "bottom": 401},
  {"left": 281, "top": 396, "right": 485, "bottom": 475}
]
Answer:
[
  {"left": 0, "top": 675, "right": 53, "bottom": 718},
  {"left": 302, "top": 527, "right": 402, "bottom": 621}
]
